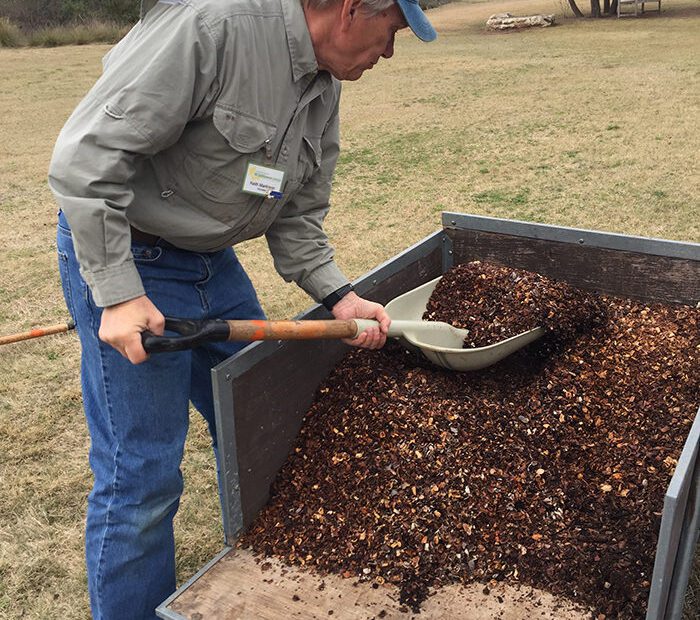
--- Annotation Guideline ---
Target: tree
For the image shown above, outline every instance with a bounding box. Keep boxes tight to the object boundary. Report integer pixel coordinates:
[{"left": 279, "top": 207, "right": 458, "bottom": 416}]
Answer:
[
  {"left": 567, "top": 0, "right": 585, "bottom": 17},
  {"left": 567, "top": 0, "right": 620, "bottom": 16}
]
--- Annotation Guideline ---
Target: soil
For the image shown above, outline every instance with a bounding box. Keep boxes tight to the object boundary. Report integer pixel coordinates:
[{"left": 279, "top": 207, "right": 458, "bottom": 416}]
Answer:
[{"left": 240, "top": 262, "right": 699, "bottom": 619}]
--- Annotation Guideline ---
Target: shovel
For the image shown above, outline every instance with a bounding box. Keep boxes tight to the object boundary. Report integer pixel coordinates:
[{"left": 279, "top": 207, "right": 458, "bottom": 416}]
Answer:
[
  {"left": 142, "top": 277, "right": 544, "bottom": 371},
  {"left": 0, "top": 320, "right": 75, "bottom": 345}
]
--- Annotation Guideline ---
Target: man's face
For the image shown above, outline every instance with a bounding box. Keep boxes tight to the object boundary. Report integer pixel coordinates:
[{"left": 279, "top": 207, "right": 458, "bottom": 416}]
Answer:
[{"left": 323, "top": 2, "right": 408, "bottom": 81}]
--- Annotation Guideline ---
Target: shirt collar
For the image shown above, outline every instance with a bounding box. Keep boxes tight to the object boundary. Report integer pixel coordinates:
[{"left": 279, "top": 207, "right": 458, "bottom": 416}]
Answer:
[{"left": 280, "top": 0, "right": 319, "bottom": 81}]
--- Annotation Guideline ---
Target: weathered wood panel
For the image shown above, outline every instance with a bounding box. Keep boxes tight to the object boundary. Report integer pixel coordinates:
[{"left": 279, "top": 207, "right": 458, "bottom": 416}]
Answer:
[
  {"left": 164, "top": 548, "right": 590, "bottom": 620},
  {"left": 448, "top": 229, "right": 700, "bottom": 305}
]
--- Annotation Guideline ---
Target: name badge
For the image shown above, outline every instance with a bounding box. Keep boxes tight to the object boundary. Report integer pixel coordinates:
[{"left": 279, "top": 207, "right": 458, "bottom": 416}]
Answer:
[{"left": 242, "top": 162, "right": 285, "bottom": 198}]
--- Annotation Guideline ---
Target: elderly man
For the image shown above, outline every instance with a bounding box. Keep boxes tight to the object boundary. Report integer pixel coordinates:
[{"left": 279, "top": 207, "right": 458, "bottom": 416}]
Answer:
[{"left": 49, "top": 0, "right": 435, "bottom": 617}]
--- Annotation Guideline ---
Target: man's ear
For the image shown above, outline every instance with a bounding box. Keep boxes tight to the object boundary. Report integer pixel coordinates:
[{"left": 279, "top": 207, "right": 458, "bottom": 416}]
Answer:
[{"left": 340, "top": 0, "right": 365, "bottom": 31}]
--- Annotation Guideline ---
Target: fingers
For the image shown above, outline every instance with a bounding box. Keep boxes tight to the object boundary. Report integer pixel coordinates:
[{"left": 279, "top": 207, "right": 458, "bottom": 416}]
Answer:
[
  {"left": 99, "top": 323, "right": 150, "bottom": 364},
  {"left": 98, "top": 296, "right": 165, "bottom": 364},
  {"left": 374, "top": 306, "right": 391, "bottom": 334},
  {"left": 123, "top": 334, "right": 150, "bottom": 365},
  {"left": 355, "top": 302, "right": 389, "bottom": 349},
  {"left": 343, "top": 323, "right": 386, "bottom": 350},
  {"left": 330, "top": 291, "right": 390, "bottom": 350}
]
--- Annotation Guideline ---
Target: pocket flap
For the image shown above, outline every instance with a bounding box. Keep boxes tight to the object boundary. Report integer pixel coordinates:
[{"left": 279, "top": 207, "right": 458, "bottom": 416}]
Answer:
[
  {"left": 302, "top": 135, "right": 322, "bottom": 167},
  {"left": 213, "top": 106, "right": 276, "bottom": 153}
]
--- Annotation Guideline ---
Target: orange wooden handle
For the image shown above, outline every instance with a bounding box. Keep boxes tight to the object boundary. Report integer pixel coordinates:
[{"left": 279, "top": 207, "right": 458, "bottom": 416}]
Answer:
[
  {"left": 0, "top": 321, "right": 75, "bottom": 345},
  {"left": 225, "top": 319, "right": 358, "bottom": 341}
]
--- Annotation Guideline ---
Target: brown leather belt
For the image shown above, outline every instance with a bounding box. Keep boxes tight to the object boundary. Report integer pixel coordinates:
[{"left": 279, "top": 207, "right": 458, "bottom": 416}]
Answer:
[{"left": 130, "top": 225, "right": 161, "bottom": 246}]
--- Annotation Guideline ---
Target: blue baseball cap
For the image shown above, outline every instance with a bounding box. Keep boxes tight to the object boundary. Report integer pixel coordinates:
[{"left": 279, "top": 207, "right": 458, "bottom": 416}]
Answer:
[{"left": 396, "top": 0, "right": 437, "bottom": 42}]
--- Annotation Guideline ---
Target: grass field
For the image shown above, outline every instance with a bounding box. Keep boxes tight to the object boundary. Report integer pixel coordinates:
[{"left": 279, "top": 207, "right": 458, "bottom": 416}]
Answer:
[{"left": 0, "top": 0, "right": 698, "bottom": 617}]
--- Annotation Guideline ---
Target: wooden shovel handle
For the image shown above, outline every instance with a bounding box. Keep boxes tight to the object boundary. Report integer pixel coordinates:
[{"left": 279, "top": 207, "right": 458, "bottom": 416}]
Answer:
[
  {"left": 141, "top": 317, "right": 361, "bottom": 353},
  {"left": 0, "top": 320, "right": 75, "bottom": 345},
  {"left": 227, "top": 319, "right": 358, "bottom": 341}
]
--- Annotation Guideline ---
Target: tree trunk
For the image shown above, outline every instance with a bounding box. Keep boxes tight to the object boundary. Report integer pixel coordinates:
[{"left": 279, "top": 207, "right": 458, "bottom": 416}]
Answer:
[
  {"left": 591, "top": 0, "right": 602, "bottom": 16},
  {"left": 603, "top": 0, "right": 611, "bottom": 13},
  {"left": 568, "top": 0, "right": 586, "bottom": 16},
  {"left": 610, "top": 0, "right": 619, "bottom": 14}
]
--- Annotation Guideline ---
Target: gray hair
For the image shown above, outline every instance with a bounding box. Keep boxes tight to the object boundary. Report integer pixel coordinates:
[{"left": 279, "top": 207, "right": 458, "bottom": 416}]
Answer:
[{"left": 304, "top": 0, "right": 396, "bottom": 16}]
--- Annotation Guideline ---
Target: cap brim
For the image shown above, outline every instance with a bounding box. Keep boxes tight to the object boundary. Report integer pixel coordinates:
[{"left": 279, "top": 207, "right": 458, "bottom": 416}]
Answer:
[{"left": 396, "top": 0, "right": 437, "bottom": 42}]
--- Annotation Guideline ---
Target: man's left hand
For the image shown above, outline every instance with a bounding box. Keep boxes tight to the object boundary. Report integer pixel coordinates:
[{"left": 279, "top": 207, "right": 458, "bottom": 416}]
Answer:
[{"left": 331, "top": 291, "right": 390, "bottom": 349}]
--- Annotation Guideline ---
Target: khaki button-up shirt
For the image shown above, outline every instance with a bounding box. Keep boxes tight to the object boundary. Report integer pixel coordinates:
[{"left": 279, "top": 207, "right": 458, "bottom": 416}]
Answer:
[{"left": 49, "top": 0, "right": 349, "bottom": 307}]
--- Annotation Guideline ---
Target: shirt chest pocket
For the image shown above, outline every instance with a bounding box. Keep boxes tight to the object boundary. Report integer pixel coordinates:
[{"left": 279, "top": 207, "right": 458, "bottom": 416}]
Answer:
[{"left": 182, "top": 107, "right": 277, "bottom": 205}]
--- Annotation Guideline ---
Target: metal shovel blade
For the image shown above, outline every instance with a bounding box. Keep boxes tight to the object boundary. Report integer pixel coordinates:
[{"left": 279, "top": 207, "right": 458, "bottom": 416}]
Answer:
[{"left": 380, "top": 277, "right": 544, "bottom": 371}]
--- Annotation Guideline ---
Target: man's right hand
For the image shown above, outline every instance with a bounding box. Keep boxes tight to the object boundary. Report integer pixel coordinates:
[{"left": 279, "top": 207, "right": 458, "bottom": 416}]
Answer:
[{"left": 99, "top": 295, "right": 165, "bottom": 364}]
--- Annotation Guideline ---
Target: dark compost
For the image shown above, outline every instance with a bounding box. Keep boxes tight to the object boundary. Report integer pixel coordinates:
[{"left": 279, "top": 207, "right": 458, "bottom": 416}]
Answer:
[{"left": 240, "top": 262, "right": 699, "bottom": 619}]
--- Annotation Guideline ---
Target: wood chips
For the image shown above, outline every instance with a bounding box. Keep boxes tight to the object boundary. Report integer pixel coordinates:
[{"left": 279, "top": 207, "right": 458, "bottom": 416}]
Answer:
[{"left": 240, "top": 262, "right": 699, "bottom": 619}]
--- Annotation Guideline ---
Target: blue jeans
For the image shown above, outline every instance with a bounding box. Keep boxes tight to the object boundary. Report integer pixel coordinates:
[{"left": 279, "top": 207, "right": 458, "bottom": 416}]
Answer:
[{"left": 56, "top": 211, "right": 265, "bottom": 620}]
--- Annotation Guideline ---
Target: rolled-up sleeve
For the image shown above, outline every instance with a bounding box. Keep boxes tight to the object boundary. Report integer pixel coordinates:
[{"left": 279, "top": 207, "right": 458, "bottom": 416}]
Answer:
[
  {"left": 48, "top": 5, "right": 217, "bottom": 307},
  {"left": 265, "top": 102, "right": 350, "bottom": 302}
]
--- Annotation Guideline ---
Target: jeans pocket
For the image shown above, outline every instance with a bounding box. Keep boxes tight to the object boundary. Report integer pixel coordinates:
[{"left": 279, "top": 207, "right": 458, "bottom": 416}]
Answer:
[{"left": 57, "top": 250, "right": 77, "bottom": 322}]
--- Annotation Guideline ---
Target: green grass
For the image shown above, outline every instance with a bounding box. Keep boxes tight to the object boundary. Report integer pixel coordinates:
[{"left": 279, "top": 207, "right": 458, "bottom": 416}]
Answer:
[
  {"left": 26, "top": 21, "right": 129, "bottom": 47},
  {"left": 0, "top": 17, "right": 130, "bottom": 48},
  {"left": 0, "top": 0, "right": 698, "bottom": 617}
]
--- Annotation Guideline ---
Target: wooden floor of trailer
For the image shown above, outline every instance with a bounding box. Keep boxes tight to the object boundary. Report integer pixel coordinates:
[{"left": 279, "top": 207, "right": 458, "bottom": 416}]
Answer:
[{"left": 162, "top": 548, "right": 592, "bottom": 619}]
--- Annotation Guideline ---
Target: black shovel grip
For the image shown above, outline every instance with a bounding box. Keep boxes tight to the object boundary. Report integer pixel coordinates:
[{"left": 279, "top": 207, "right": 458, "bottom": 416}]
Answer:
[{"left": 142, "top": 318, "right": 230, "bottom": 353}]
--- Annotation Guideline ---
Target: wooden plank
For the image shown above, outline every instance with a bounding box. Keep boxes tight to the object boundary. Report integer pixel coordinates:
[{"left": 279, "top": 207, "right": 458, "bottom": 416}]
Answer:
[
  {"left": 442, "top": 212, "right": 698, "bottom": 260},
  {"left": 165, "top": 548, "right": 591, "bottom": 620},
  {"left": 448, "top": 229, "right": 700, "bottom": 305}
]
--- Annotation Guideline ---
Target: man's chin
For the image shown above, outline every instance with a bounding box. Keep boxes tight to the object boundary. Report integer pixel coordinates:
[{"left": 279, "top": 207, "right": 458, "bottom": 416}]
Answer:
[{"left": 330, "top": 67, "right": 368, "bottom": 81}]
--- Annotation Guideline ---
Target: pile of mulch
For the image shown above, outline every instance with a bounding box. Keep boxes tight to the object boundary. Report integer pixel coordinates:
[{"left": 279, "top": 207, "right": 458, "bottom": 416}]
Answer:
[
  {"left": 239, "top": 264, "right": 699, "bottom": 619},
  {"left": 424, "top": 261, "right": 608, "bottom": 348}
]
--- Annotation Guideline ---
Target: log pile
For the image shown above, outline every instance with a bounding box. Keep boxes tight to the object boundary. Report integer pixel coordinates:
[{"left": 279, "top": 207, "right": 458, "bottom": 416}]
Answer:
[{"left": 486, "top": 12, "right": 556, "bottom": 30}]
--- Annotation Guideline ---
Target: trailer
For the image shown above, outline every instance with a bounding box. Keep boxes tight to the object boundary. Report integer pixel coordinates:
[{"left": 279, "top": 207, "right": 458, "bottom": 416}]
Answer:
[{"left": 158, "top": 212, "right": 700, "bottom": 620}]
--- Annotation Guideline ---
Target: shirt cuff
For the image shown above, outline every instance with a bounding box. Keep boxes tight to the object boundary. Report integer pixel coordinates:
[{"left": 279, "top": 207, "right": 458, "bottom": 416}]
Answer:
[
  {"left": 80, "top": 260, "right": 146, "bottom": 308},
  {"left": 297, "top": 261, "right": 350, "bottom": 303}
]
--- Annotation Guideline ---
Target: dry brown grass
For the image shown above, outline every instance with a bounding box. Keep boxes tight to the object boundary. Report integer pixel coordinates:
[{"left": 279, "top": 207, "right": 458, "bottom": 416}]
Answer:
[{"left": 0, "top": 1, "right": 698, "bottom": 618}]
